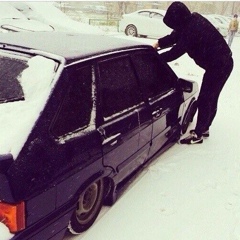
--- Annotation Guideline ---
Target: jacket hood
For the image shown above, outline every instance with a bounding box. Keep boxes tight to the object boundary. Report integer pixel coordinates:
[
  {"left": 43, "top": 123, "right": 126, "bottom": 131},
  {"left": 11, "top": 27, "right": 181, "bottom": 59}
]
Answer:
[{"left": 163, "top": 2, "right": 191, "bottom": 30}]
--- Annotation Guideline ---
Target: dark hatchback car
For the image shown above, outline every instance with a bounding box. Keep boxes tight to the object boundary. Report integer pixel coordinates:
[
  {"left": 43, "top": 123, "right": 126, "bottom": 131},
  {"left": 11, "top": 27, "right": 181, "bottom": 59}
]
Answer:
[{"left": 0, "top": 32, "right": 198, "bottom": 240}]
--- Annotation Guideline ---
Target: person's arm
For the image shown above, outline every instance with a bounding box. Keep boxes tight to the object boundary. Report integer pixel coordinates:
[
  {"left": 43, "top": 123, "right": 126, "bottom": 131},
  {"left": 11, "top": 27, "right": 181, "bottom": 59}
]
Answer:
[
  {"left": 158, "top": 43, "right": 185, "bottom": 62},
  {"left": 158, "top": 30, "right": 178, "bottom": 49},
  {"left": 152, "top": 30, "right": 178, "bottom": 49}
]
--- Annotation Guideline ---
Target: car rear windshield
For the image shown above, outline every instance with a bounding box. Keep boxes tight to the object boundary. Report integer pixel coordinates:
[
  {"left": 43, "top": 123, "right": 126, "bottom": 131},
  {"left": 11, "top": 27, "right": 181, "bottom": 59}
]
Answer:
[
  {"left": 0, "top": 54, "right": 27, "bottom": 103},
  {"left": 0, "top": 51, "right": 57, "bottom": 159}
]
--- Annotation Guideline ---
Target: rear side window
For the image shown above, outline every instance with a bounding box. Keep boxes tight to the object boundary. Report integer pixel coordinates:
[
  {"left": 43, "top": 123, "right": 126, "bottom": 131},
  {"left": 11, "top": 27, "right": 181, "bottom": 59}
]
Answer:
[
  {"left": 98, "top": 55, "right": 142, "bottom": 118},
  {"left": 138, "top": 11, "right": 150, "bottom": 17},
  {"left": 132, "top": 52, "right": 176, "bottom": 99},
  {"left": 52, "top": 66, "right": 93, "bottom": 137},
  {"left": 151, "top": 13, "right": 164, "bottom": 19}
]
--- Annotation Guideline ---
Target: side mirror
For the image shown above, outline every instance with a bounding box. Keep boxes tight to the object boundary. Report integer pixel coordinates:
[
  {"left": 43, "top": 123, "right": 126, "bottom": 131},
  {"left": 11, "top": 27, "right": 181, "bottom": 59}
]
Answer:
[{"left": 178, "top": 78, "right": 193, "bottom": 93}]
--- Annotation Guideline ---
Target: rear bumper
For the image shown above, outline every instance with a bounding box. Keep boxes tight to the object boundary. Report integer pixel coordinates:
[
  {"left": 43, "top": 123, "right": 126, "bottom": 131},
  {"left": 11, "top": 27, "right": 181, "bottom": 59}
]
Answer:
[{"left": 12, "top": 206, "right": 74, "bottom": 240}]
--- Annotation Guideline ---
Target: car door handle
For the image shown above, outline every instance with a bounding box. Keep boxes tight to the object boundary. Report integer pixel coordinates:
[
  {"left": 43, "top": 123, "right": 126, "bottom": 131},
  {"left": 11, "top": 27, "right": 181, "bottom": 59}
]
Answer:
[
  {"left": 102, "top": 133, "right": 121, "bottom": 146},
  {"left": 152, "top": 108, "right": 163, "bottom": 118}
]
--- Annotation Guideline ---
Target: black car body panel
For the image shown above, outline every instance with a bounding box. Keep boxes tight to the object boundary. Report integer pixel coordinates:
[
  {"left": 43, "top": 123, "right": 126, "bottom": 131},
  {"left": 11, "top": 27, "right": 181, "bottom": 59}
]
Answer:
[{"left": 0, "top": 32, "right": 198, "bottom": 240}]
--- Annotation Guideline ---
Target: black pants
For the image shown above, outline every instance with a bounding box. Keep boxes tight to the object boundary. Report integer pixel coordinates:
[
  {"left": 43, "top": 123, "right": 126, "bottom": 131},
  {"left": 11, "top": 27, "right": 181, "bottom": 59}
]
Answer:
[{"left": 195, "top": 56, "right": 234, "bottom": 136}]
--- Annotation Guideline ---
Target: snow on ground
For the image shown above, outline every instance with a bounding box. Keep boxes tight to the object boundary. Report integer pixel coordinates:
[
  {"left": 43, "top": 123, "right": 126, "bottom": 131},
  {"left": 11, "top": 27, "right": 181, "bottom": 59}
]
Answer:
[{"left": 65, "top": 36, "right": 240, "bottom": 240}]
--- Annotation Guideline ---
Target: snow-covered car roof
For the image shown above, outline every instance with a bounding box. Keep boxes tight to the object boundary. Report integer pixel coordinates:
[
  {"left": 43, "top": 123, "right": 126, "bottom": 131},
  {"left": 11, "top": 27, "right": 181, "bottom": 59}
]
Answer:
[{"left": 0, "top": 32, "right": 151, "bottom": 64}]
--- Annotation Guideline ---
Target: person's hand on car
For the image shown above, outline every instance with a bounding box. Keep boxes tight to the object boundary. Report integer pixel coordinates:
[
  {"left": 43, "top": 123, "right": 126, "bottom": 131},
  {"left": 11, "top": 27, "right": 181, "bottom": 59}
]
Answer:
[{"left": 152, "top": 41, "right": 159, "bottom": 49}]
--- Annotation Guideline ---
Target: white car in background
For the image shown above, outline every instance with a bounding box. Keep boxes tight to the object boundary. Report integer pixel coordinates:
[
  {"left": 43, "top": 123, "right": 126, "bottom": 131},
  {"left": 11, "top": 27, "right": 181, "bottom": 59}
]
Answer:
[
  {"left": 211, "top": 14, "right": 230, "bottom": 25},
  {"left": 0, "top": 2, "right": 54, "bottom": 32},
  {"left": 119, "top": 9, "right": 171, "bottom": 38}
]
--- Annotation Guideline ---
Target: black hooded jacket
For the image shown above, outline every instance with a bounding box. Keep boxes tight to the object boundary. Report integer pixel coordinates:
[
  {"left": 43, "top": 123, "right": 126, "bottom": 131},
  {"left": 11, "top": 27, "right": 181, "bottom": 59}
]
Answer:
[{"left": 158, "top": 2, "right": 232, "bottom": 70}]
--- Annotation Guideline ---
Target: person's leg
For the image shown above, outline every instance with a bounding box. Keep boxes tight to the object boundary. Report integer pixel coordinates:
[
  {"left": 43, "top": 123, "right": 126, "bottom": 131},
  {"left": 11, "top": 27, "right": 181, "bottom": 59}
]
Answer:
[
  {"left": 231, "top": 31, "right": 236, "bottom": 46},
  {"left": 180, "top": 56, "right": 233, "bottom": 144},
  {"left": 204, "top": 57, "right": 233, "bottom": 129},
  {"left": 195, "top": 58, "right": 233, "bottom": 135},
  {"left": 228, "top": 31, "right": 233, "bottom": 47},
  {"left": 194, "top": 73, "right": 213, "bottom": 137}
]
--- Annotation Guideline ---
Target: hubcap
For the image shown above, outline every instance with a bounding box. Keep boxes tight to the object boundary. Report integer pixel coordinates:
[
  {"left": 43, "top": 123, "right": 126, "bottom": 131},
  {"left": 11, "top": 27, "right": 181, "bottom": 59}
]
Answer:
[
  {"left": 76, "top": 183, "right": 98, "bottom": 224},
  {"left": 127, "top": 26, "right": 136, "bottom": 36}
]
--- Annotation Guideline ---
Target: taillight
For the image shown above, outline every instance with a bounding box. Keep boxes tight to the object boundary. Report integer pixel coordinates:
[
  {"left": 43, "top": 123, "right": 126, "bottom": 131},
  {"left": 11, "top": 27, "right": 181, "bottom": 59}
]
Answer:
[{"left": 0, "top": 201, "right": 25, "bottom": 233}]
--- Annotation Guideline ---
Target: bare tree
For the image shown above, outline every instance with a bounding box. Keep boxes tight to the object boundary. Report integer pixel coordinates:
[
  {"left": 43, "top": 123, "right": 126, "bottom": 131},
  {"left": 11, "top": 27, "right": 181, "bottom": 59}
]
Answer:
[{"left": 117, "top": 1, "right": 128, "bottom": 16}]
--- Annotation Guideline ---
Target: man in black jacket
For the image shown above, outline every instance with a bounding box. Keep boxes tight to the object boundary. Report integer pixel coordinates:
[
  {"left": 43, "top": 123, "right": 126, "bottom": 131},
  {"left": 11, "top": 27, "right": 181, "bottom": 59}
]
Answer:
[{"left": 153, "top": 1, "right": 233, "bottom": 144}]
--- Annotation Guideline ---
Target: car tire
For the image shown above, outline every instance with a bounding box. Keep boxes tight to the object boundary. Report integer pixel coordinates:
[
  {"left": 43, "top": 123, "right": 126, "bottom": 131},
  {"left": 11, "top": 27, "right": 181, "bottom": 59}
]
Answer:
[
  {"left": 68, "top": 179, "right": 104, "bottom": 234},
  {"left": 125, "top": 24, "right": 138, "bottom": 37},
  {"left": 139, "top": 35, "right": 147, "bottom": 38},
  {"left": 181, "top": 99, "right": 197, "bottom": 134}
]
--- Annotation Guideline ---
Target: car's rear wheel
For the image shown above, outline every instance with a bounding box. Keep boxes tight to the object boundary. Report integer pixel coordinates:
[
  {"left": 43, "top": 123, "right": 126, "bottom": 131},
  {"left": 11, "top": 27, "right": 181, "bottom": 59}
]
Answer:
[
  {"left": 68, "top": 179, "right": 104, "bottom": 234},
  {"left": 125, "top": 24, "right": 138, "bottom": 37}
]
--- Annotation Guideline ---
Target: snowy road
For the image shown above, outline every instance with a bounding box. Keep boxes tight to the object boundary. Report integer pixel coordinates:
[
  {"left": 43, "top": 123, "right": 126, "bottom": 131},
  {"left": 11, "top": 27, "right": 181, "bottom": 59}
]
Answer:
[{"left": 65, "top": 36, "right": 240, "bottom": 240}]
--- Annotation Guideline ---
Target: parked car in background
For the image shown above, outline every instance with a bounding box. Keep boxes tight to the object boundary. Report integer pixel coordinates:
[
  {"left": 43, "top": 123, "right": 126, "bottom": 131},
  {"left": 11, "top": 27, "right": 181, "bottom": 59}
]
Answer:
[
  {"left": 0, "top": 32, "right": 198, "bottom": 240},
  {"left": 119, "top": 9, "right": 171, "bottom": 38},
  {"left": 204, "top": 14, "right": 228, "bottom": 37},
  {"left": 209, "top": 14, "right": 240, "bottom": 36},
  {"left": 0, "top": 2, "right": 54, "bottom": 32},
  {"left": 211, "top": 14, "right": 230, "bottom": 26},
  {"left": 10, "top": 1, "right": 104, "bottom": 35}
]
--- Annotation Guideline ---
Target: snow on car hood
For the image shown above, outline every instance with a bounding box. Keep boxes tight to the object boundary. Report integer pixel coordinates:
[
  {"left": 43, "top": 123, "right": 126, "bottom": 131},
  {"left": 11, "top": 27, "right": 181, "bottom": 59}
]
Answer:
[
  {"left": 0, "top": 19, "right": 54, "bottom": 32},
  {"left": 0, "top": 55, "right": 56, "bottom": 159},
  {"left": 18, "top": 2, "right": 104, "bottom": 34}
]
